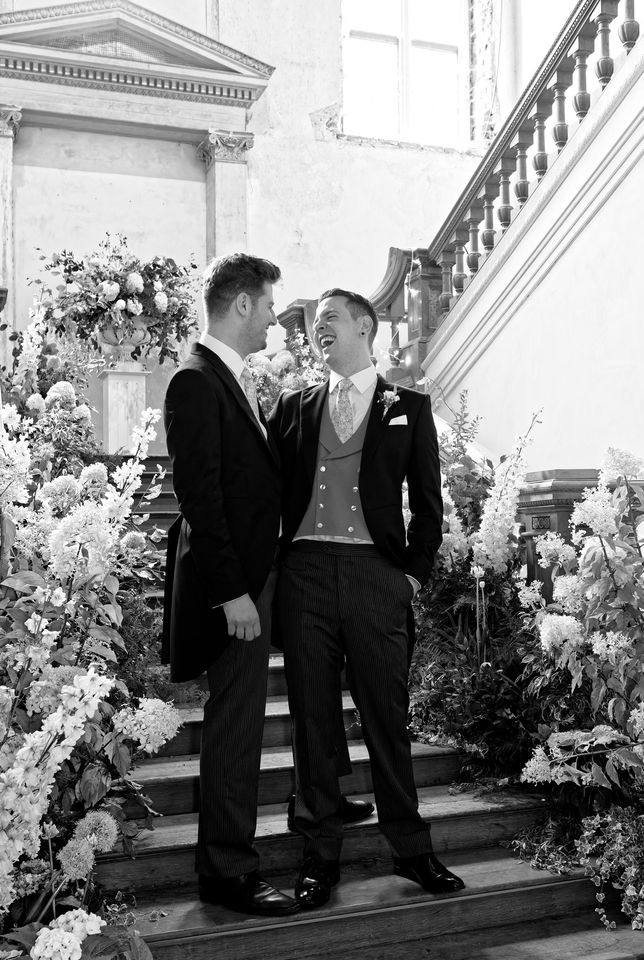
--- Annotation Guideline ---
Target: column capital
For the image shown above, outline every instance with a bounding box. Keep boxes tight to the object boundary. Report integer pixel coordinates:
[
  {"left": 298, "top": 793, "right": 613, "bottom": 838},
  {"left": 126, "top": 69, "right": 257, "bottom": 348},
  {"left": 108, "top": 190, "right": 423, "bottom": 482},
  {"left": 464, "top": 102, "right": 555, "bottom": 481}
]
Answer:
[
  {"left": 0, "top": 105, "right": 22, "bottom": 139},
  {"left": 197, "top": 129, "right": 254, "bottom": 167}
]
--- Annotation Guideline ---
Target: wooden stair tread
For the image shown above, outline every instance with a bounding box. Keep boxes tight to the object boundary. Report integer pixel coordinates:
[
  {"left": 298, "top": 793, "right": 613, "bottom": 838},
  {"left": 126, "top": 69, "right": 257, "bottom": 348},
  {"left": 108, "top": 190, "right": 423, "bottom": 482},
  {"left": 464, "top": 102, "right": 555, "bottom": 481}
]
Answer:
[
  {"left": 135, "top": 740, "right": 460, "bottom": 780},
  {"left": 103, "top": 786, "right": 544, "bottom": 858},
  {"left": 130, "top": 848, "right": 607, "bottom": 949},
  {"left": 173, "top": 692, "right": 356, "bottom": 726}
]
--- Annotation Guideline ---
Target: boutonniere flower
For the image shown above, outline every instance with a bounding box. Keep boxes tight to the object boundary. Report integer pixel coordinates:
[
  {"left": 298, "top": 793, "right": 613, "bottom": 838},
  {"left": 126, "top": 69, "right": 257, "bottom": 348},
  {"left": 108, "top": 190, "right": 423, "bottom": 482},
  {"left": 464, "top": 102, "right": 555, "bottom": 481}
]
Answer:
[{"left": 379, "top": 387, "right": 400, "bottom": 420}]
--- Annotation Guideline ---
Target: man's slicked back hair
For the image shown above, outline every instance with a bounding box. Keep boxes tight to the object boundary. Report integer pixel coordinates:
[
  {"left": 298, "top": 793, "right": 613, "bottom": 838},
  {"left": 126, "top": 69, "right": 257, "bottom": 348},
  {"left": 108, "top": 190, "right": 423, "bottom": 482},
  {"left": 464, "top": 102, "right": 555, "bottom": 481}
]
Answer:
[
  {"left": 318, "top": 288, "right": 379, "bottom": 347},
  {"left": 203, "top": 253, "right": 281, "bottom": 321}
]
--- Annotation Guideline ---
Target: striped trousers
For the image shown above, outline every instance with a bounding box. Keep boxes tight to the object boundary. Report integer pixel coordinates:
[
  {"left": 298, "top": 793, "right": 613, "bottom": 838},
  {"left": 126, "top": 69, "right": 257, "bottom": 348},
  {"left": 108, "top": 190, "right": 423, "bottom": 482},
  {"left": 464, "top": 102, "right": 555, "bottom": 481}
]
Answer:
[{"left": 278, "top": 541, "right": 433, "bottom": 862}]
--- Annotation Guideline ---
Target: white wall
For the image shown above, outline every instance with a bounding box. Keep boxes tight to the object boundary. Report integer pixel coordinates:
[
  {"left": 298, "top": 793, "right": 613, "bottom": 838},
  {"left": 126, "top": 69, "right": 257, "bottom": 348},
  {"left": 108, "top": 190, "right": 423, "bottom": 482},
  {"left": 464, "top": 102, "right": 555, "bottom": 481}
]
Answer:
[{"left": 423, "top": 47, "right": 644, "bottom": 472}]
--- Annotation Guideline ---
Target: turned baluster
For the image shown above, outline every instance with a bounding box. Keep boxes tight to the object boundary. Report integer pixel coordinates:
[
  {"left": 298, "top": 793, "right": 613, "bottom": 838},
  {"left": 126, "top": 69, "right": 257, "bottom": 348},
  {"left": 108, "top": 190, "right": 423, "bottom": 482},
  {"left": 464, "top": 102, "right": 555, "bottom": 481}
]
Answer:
[
  {"left": 514, "top": 124, "right": 534, "bottom": 207},
  {"left": 481, "top": 181, "right": 499, "bottom": 256},
  {"left": 572, "top": 22, "right": 597, "bottom": 122},
  {"left": 619, "top": 0, "right": 640, "bottom": 51},
  {"left": 552, "top": 59, "right": 574, "bottom": 153},
  {"left": 532, "top": 90, "right": 554, "bottom": 181},
  {"left": 452, "top": 230, "right": 468, "bottom": 296},
  {"left": 595, "top": 1, "right": 619, "bottom": 89},
  {"left": 438, "top": 249, "right": 456, "bottom": 315},
  {"left": 466, "top": 202, "right": 484, "bottom": 275},
  {"left": 497, "top": 156, "right": 516, "bottom": 232}
]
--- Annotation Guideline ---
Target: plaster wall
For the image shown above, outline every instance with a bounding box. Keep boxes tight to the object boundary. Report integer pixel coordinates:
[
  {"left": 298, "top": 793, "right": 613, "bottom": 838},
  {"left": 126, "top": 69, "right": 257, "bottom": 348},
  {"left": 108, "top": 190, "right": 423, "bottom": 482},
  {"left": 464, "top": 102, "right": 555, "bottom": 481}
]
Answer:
[
  {"left": 423, "top": 49, "right": 644, "bottom": 472},
  {"left": 13, "top": 125, "right": 206, "bottom": 452}
]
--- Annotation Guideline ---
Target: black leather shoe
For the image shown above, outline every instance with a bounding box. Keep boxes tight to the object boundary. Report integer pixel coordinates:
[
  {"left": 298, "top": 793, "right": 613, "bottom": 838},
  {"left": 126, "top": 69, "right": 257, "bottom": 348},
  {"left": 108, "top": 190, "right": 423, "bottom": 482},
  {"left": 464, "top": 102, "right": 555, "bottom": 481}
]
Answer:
[
  {"left": 295, "top": 857, "right": 340, "bottom": 909},
  {"left": 392, "top": 852, "right": 465, "bottom": 894},
  {"left": 198, "top": 872, "right": 300, "bottom": 916},
  {"left": 287, "top": 794, "right": 374, "bottom": 832}
]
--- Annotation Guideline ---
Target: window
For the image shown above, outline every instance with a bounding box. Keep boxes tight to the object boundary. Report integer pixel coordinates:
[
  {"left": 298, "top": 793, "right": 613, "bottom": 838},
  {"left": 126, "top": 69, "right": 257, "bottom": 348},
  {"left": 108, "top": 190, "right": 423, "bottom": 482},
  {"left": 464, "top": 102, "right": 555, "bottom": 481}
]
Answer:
[{"left": 342, "top": 0, "right": 468, "bottom": 146}]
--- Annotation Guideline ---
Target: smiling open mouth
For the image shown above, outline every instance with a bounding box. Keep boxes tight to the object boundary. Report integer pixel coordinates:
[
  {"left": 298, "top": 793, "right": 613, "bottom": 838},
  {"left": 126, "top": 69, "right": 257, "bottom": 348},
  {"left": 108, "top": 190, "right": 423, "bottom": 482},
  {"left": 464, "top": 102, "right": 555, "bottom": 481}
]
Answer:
[{"left": 318, "top": 336, "right": 335, "bottom": 348}]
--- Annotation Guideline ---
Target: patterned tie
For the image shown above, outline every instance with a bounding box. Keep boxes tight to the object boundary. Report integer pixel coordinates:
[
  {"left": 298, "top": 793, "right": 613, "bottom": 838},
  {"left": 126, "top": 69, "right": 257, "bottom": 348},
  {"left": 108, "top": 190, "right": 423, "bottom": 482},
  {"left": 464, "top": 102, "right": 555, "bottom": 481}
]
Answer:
[
  {"left": 240, "top": 366, "right": 261, "bottom": 423},
  {"left": 331, "top": 378, "right": 354, "bottom": 443}
]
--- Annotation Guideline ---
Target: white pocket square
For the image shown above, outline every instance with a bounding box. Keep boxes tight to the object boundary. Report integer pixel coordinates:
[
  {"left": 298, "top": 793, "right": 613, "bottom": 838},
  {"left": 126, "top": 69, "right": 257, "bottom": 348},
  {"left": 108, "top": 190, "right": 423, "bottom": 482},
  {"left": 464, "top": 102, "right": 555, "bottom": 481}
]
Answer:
[{"left": 389, "top": 415, "right": 407, "bottom": 426}]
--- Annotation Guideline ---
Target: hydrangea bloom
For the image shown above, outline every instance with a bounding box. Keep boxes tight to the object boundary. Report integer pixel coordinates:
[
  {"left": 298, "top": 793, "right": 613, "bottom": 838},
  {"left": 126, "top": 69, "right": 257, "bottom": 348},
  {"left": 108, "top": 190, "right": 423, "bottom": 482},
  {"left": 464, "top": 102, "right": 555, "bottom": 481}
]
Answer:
[
  {"left": 78, "top": 462, "right": 108, "bottom": 498},
  {"left": 51, "top": 908, "right": 105, "bottom": 940},
  {"left": 539, "top": 613, "right": 585, "bottom": 658},
  {"left": 601, "top": 447, "right": 644, "bottom": 481},
  {"left": 552, "top": 574, "right": 585, "bottom": 613},
  {"left": 536, "top": 532, "right": 577, "bottom": 569},
  {"left": 48, "top": 502, "right": 118, "bottom": 581},
  {"left": 26, "top": 393, "right": 46, "bottom": 415},
  {"left": 0, "top": 433, "right": 31, "bottom": 507},
  {"left": 120, "top": 530, "right": 146, "bottom": 553},
  {"left": 39, "top": 476, "right": 81, "bottom": 516},
  {"left": 31, "top": 927, "right": 83, "bottom": 960},
  {"left": 570, "top": 482, "right": 618, "bottom": 538},
  {"left": 154, "top": 291, "right": 168, "bottom": 313},
  {"left": 44, "top": 381, "right": 76, "bottom": 408},
  {"left": 629, "top": 703, "right": 644, "bottom": 739},
  {"left": 112, "top": 698, "right": 182, "bottom": 754},
  {"left": 590, "top": 631, "right": 633, "bottom": 662},
  {"left": 520, "top": 746, "right": 552, "bottom": 784},
  {"left": 125, "top": 271, "right": 144, "bottom": 294}
]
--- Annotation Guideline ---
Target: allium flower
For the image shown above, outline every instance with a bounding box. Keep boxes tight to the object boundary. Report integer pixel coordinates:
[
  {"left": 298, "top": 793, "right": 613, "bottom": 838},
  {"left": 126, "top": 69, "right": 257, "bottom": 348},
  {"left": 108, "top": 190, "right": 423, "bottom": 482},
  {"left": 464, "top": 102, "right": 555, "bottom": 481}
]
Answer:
[
  {"left": 552, "top": 574, "right": 585, "bottom": 613},
  {"left": 74, "top": 811, "right": 119, "bottom": 852},
  {"left": 521, "top": 746, "right": 553, "bottom": 784},
  {"left": 26, "top": 393, "right": 46, "bottom": 416},
  {"left": 45, "top": 381, "right": 76, "bottom": 408},
  {"left": 79, "top": 462, "right": 108, "bottom": 497},
  {"left": 125, "top": 271, "right": 144, "bottom": 294},
  {"left": 590, "top": 631, "right": 633, "bottom": 662},
  {"left": 100, "top": 280, "right": 120, "bottom": 302},
  {"left": 601, "top": 447, "right": 644, "bottom": 481},
  {"left": 51, "top": 907, "right": 106, "bottom": 940},
  {"left": 570, "top": 482, "right": 618, "bottom": 539},
  {"left": 629, "top": 703, "right": 644, "bottom": 739},
  {"left": 120, "top": 530, "right": 146, "bottom": 553},
  {"left": 58, "top": 836, "right": 95, "bottom": 880},
  {"left": 535, "top": 532, "right": 577, "bottom": 569},
  {"left": 539, "top": 613, "right": 585, "bottom": 657},
  {"left": 112, "top": 698, "right": 182, "bottom": 754},
  {"left": 154, "top": 291, "right": 168, "bottom": 313},
  {"left": 32, "top": 927, "right": 83, "bottom": 960},
  {"left": 39, "top": 475, "right": 81, "bottom": 515}
]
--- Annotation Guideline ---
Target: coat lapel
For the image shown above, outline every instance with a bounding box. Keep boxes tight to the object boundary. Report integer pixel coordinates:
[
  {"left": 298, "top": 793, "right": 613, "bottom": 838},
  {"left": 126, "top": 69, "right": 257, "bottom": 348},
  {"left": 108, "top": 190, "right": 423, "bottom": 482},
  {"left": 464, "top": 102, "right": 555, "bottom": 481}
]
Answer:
[
  {"left": 361, "top": 374, "right": 394, "bottom": 470},
  {"left": 191, "top": 343, "right": 279, "bottom": 465},
  {"left": 299, "top": 381, "right": 328, "bottom": 487}
]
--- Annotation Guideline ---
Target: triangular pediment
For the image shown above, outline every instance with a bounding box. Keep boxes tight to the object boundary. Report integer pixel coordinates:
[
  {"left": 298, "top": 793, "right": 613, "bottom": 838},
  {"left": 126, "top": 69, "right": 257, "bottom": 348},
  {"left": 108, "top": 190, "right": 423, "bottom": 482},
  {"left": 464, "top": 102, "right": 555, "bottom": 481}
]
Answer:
[{"left": 0, "top": 0, "right": 273, "bottom": 78}]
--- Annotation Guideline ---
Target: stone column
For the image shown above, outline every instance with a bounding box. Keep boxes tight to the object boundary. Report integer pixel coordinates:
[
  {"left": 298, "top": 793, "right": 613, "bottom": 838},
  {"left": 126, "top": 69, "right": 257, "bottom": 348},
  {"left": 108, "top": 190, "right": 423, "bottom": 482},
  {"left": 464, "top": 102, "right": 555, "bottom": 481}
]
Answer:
[
  {"left": 99, "top": 360, "right": 150, "bottom": 455},
  {"left": 197, "top": 130, "right": 254, "bottom": 260},
  {"left": 0, "top": 105, "right": 21, "bottom": 367},
  {"left": 205, "top": 0, "right": 220, "bottom": 39}
]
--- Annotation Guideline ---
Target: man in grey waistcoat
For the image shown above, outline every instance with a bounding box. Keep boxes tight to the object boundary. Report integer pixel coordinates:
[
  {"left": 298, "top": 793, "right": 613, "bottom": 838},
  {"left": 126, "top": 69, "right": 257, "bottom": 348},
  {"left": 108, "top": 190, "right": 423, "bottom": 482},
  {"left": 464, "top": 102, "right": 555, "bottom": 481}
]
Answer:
[{"left": 268, "top": 288, "right": 465, "bottom": 909}]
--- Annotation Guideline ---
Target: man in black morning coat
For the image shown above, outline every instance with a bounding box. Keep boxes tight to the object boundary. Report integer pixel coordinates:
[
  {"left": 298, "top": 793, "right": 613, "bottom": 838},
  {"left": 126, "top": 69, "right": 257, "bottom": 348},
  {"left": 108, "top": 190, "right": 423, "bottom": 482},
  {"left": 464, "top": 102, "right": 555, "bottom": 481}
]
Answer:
[
  {"left": 268, "top": 288, "right": 466, "bottom": 909},
  {"left": 161, "top": 254, "right": 299, "bottom": 917}
]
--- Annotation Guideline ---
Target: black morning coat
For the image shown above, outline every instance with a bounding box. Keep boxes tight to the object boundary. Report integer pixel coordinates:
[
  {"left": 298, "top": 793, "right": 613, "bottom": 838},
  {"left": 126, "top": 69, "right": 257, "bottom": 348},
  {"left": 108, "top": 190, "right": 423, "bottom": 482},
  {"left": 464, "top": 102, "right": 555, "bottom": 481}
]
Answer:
[
  {"left": 162, "top": 343, "right": 281, "bottom": 683},
  {"left": 268, "top": 374, "right": 444, "bottom": 620}
]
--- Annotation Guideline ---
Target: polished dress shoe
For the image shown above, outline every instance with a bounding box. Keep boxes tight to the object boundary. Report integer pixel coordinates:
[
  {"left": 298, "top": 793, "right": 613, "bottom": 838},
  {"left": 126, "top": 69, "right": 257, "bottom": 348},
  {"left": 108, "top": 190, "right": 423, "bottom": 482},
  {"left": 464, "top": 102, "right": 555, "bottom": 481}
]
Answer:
[
  {"left": 198, "top": 872, "right": 300, "bottom": 916},
  {"left": 287, "top": 794, "right": 374, "bottom": 832},
  {"left": 295, "top": 857, "right": 340, "bottom": 909},
  {"left": 393, "top": 852, "right": 465, "bottom": 894}
]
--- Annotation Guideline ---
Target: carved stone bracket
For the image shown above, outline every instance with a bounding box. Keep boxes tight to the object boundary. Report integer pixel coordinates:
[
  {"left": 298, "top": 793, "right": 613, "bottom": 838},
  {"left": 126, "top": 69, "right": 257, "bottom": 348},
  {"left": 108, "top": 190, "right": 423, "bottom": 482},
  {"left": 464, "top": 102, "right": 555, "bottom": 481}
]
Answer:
[
  {"left": 0, "top": 105, "right": 22, "bottom": 139},
  {"left": 197, "top": 130, "right": 254, "bottom": 166}
]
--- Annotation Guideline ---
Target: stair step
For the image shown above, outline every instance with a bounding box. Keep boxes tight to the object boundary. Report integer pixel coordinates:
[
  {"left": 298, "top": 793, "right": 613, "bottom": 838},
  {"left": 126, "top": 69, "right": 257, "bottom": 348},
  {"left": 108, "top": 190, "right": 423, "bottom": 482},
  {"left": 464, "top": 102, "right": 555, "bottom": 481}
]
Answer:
[
  {"left": 132, "top": 741, "right": 463, "bottom": 816},
  {"left": 96, "top": 786, "right": 545, "bottom": 892},
  {"left": 193, "top": 655, "right": 344, "bottom": 700},
  {"left": 158, "top": 693, "right": 359, "bottom": 757},
  {"left": 127, "top": 848, "right": 628, "bottom": 960}
]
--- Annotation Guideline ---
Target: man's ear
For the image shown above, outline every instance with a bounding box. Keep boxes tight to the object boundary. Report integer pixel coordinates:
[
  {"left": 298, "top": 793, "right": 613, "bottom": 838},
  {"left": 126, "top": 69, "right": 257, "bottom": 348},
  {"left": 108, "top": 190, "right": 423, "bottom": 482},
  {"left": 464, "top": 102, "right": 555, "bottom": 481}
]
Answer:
[
  {"left": 235, "top": 291, "right": 251, "bottom": 316},
  {"left": 360, "top": 315, "right": 373, "bottom": 338}
]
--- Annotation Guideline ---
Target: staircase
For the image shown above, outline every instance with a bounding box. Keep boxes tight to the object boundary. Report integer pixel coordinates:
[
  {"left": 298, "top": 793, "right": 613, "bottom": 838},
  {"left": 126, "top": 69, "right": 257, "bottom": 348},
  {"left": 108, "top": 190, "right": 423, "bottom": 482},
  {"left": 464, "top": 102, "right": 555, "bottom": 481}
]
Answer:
[{"left": 95, "top": 655, "right": 644, "bottom": 959}]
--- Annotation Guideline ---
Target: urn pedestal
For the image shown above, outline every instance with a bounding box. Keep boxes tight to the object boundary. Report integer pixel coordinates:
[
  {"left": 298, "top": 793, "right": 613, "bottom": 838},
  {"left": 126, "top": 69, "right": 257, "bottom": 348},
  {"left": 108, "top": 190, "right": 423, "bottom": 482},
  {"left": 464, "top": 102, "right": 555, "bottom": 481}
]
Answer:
[{"left": 99, "top": 360, "right": 150, "bottom": 454}]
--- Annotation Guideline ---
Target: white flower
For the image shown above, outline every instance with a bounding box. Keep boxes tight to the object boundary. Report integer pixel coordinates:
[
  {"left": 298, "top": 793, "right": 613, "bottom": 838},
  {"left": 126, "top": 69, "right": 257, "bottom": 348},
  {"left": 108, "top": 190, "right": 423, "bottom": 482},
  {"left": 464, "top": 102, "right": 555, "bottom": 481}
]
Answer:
[
  {"left": 39, "top": 476, "right": 80, "bottom": 516},
  {"left": 65, "top": 281, "right": 81, "bottom": 296},
  {"left": 45, "top": 381, "right": 76, "bottom": 408},
  {"left": 79, "top": 463, "right": 108, "bottom": 498},
  {"left": 154, "top": 291, "right": 168, "bottom": 313},
  {"left": 539, "top": 613, "right": 585, "bottom": 657},
  {"left": 26, "top": 665, "right": 84, "bottom": 717},
  {"left": 125, "top": 271, "right": 144, "bottom": 294},
  {"left": 12, "top": 317, "right": 45, "bottom": 390},
  {"left": 516, "top": 578, "right": 544, "bottom": 610},
  {"left": 72, "top": 404, "right": 92, "bottom": 426},
  {"left": 99, "top": 280, "right": 120, "bottom": 302},
  {"left": 74, "top": 811, "right": 119, "bottom": 853},
  {"left": 2, "top": 403, "right": 21, "bottom": 432},
  {"left": 120, "top": 530, "right": 146, "bottom": 553},
  {"left": 570, "top": 481, "right": 618, "bottom": 538},
  {"left": 535, "top": 532, "right": 577, "bottom": 569},
  {"left": 552, "top": 574, "right": 585, "bottom": 613},
  {"left": 471, "top": 442, "right": 527, "bottom": 574},
  {"left": 0, "top": 433, "right": 31, "bottom": 507},
  {"left": 112, "top": 698, "right": 182, "bottom": 754},
  {"left": 51, "top": 907, "right": 106, "bottom": 941},
  {"left": 26, "top": 393, "right": 46, "bottom": 416},
  {"left": 32, "top": 927, "right": 83, "bottom": 960},
  {"left": 126, "top": 297, "right": 143, "bottom": 315},
  {"left": 48, "top": 502, "right": 118, "bottom": 581},
  {"left": 590, "top": 630, "right": 633, "bottom": 662},
  {"left": 601, "top": 447, "right": 644, "bottom": 481},
  {"left": 629, "top": 704, "right": 644, "bottom": 739},
  {"left": 153, "top": 279, "right": 164, "bottom": 292},
  {"left": 114, "top": 299, "right": 126, "bottom": 311},
  {"left": 520, "top": 746, "right": 552, "bottom": 784}
]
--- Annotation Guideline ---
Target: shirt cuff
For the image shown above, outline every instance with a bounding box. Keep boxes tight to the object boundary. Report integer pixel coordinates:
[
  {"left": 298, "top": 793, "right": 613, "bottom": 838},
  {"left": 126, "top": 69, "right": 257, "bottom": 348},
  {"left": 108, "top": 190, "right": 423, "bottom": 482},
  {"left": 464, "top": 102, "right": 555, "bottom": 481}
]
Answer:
[{"left": 212, "top": 594, "right": 245, "bottom": 610}]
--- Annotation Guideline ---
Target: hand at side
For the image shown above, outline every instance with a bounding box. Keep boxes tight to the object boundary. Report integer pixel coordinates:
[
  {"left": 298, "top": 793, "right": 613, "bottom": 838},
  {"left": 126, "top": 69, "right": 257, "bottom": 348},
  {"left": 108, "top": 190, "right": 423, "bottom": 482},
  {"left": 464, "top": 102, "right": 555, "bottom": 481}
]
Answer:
[{"left": 223, "top": 594, "right": 261, "bottom": 641}]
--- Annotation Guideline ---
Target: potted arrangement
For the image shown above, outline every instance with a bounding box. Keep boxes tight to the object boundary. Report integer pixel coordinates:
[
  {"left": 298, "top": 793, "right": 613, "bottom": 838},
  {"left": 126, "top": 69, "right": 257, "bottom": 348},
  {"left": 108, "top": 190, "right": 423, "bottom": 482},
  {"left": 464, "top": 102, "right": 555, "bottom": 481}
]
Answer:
[{"left": 33, "top": 235, "right": 199, "bottom": 365}]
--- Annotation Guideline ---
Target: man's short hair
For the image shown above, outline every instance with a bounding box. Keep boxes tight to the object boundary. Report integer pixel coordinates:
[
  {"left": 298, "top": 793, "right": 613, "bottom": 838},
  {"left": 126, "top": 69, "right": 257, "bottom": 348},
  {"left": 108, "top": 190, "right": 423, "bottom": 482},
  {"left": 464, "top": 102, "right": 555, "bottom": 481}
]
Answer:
[
  {"left": 318, "top": 288, "right": 379, "bottom": 347},
  {"left": 203, "top": 253, "right": 281, "bottom": 320}
]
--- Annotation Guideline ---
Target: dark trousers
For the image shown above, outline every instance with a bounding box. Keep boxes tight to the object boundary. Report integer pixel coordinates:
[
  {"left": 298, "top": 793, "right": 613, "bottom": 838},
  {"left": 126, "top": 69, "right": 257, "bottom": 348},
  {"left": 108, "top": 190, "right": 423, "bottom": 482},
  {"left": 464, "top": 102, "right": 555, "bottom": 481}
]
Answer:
[
  {"left": 278, "top": 541, "right": 433, "bottom": 862},
  {"left": 195, "top": 570, "right": 275, "bottom": 878}
]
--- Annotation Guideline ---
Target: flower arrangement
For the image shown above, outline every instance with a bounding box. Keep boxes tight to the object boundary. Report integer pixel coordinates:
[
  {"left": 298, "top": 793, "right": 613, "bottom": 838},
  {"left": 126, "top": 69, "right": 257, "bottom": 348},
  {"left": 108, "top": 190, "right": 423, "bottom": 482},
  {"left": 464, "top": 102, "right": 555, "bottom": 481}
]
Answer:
[
  {"left": 0, "top": 350, "right": 182, "bottom": 954},
  {"left": 513, "top": 448, "right": 644, "bottom": 929},
  {"left": 249, "top": 330, "right": 327, "bottom": 416},
  {"left": 33, "top": 235, "right": 199, "bottom": 365}
]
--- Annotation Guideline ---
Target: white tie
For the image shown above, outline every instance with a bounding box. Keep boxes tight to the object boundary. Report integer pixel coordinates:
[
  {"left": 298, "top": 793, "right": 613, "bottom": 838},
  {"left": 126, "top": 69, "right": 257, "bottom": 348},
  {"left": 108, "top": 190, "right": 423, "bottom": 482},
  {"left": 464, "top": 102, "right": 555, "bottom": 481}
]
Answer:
[{"left": 240, "top": 366, "right": 261, "bottom": 422}]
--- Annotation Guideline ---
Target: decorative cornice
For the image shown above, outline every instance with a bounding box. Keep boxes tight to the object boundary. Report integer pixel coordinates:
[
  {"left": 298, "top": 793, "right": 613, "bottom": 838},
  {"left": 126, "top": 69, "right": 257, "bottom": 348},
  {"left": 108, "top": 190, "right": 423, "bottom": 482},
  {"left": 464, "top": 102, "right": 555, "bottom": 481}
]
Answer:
[
  {"left": 0, "top": 0, "right": 274, "bottom": 78},
  {"left": 0, "top": 104, "right": 21, "bottom": 138},
  {"left": 197, "top": 130, "right": 254, "bottom": 165}
]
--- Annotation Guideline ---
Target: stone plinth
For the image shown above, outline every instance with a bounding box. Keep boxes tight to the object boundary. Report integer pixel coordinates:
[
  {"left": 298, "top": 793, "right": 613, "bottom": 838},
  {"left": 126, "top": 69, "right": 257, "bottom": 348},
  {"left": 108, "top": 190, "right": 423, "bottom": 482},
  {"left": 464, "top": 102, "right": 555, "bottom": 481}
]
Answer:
[{"left": 99, "top": 361, "right": 150, "bottom": 455}]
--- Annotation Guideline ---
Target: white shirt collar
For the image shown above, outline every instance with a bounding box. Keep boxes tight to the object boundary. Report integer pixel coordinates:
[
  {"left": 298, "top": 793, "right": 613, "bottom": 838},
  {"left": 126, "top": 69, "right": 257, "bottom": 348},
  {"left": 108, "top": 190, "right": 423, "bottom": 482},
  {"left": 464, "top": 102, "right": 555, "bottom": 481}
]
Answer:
[
  {"left": 329, "top": 364, "right": 377, "bottom": 394},
  {"left": 199, "top": 331, "right": 246, "bottom": 382}
]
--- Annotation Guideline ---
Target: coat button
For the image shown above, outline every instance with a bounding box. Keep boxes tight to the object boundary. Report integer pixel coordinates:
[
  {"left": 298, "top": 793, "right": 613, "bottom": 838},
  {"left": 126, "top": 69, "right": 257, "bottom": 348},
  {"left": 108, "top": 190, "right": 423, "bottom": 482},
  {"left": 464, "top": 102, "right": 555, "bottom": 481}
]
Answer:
[
  {"left": 351, "top": 505, "right": 357, "bottom": 511},
  {"left": 320, "top": 466, "right": 326, "bottom": 472},
  {"left": 348, "top": 526, "right": 354, "bottom": 533},
  {"left": 353, "top": 486, "right": 358, "bottom": 493},
  {"left": 317, "top": 522, "right": 324, "bottom": 529},
  {"left": 320, "top": 483, "right": 326, "bottom": 490}
]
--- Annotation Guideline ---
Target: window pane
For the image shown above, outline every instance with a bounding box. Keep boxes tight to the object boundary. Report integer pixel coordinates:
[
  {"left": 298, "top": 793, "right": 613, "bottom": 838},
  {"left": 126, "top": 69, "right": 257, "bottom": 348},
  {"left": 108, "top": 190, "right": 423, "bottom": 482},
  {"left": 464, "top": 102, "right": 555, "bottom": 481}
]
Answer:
[
  {"left": 408, "top": 44, "right": 459, "bottom": 144},
  {"left": 343, "top": 35, "right": 400, "bottom": 139},
  {"left": 343, "top": 0, "right": 401, "bottom": 35},
  {"left": 409, "top": 0, "right": 463, "bottom": 44}
]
